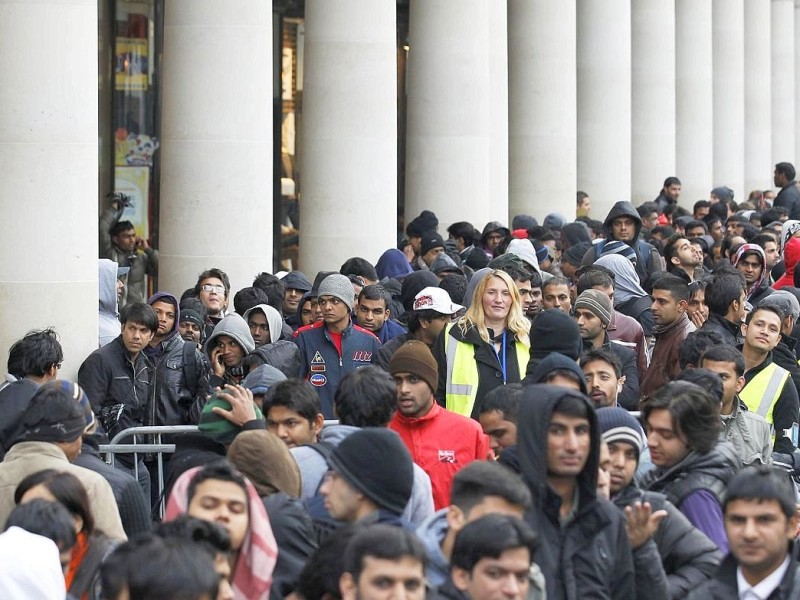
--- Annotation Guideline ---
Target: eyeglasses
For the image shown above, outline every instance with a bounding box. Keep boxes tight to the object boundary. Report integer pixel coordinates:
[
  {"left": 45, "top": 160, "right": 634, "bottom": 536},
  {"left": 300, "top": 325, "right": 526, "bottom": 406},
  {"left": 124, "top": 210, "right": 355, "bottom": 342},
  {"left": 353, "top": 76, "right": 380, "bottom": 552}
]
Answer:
[{"left": 201, "top": 284, "right": 225, "bottom": 294}]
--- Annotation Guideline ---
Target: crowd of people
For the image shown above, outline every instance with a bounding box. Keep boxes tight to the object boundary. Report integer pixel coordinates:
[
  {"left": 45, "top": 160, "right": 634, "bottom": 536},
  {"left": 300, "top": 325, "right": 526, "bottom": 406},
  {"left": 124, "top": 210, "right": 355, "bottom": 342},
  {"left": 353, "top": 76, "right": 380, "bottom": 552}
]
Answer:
[{"left": 3, "top": 165, "right": 800, "bottom": 598}]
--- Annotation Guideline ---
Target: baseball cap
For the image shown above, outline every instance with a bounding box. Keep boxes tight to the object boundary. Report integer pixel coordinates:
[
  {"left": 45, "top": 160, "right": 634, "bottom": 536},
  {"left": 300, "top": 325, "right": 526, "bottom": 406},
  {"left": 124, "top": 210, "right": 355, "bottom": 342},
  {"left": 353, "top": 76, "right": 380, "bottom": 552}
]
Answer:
[{"left": 413, "top": 287, "right": 464, "bottom": 315}]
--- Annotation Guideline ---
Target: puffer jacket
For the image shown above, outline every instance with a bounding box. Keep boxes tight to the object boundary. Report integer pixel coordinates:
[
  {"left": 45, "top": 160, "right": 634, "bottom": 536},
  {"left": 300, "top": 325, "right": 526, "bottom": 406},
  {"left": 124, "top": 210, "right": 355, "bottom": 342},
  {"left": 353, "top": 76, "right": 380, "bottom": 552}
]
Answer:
[
  {"left": 144, "top": 292, "right": 212, "bottom": 426},
  {"left": 719, "top": 396, "right": 772, "bottom": 467},
  {"left": 613, "top": 485, "right": 721, "bottom": 600},
  {"left": 99, "top": 201, "right": 158, "bottom": 307},
  {"left": 581, "top": 201, "right": 663, "bottom": 290},
  {"left": 518, "top": 385, "right": 636, "bottom": 600},
  {"left": 638, "top": 442, "right": 741, "bottom": 508}
]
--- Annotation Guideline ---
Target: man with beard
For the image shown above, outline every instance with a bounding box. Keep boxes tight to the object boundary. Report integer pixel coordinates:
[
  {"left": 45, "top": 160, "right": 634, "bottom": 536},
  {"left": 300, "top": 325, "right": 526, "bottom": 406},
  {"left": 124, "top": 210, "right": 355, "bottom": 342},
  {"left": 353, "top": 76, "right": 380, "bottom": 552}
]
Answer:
[
  {"left": 389, "top": 341, "right": 490, "bottom": 510},
  {"left": 573, "top": 290, "right": 639, "bottom": 408},
  {"left": 731, "top": 244, "right": 773, "bottom": 305},
  {"left": 580, "top": 348, "right": 625, "bottom": 409}
]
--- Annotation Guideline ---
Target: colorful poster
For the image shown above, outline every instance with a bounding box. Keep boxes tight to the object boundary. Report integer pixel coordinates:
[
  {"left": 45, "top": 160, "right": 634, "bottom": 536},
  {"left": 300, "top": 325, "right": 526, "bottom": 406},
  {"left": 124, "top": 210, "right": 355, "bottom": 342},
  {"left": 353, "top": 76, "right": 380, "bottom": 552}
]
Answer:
[
  {"left": 115, "top": 38, "right": 149, "bottom": 91},
  {"left": 114, "top": 166, "right": 150, "bottom": 240}
]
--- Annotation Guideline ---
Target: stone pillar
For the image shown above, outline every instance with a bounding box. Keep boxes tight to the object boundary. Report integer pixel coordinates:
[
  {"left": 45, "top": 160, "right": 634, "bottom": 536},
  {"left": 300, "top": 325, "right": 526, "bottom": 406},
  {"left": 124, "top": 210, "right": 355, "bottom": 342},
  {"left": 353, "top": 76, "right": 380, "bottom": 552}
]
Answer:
[
  {"left": 772, "top": 0, "right": 796, "bottom": 165},
  {"left": 0, "top": 0, "right": 98, "bottom": 378},
  {"left": 676, "top": 0, "right": 714, "bottom": 204},
  {"left": 577, "top": 0, "right": 632, "bottom": 219},
  {"left": 160, "top": 1, "right": 273, "bottom": 295},
  {"left": 744, "top": 0, "right": 772, "bottom": 195},
  {"left": 712, "top": 0, "right": 745, "bottom": 199},
  {"left": 405, "top": 0, "right": 508, "bottom": 235},
  {"left": 300, "top": 0, "right": 396, "bottom": 276},
  {"left": 631, "top": 0, "right": 676, "bottom": 205},
  {"left": 508, "top": 0, "right": 576, "bottom": 222}
]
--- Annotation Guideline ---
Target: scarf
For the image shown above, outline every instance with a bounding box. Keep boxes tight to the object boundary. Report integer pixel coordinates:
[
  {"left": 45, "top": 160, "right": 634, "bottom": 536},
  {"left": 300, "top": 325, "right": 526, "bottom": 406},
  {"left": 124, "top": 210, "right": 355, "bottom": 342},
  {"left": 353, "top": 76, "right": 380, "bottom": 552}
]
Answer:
[
  {"left": 165, "top": 466, "right": 278, "bottom": 600},
  {"left": 731, "top": 244, "right": 767, "bottom": 302},
  {"left": 594, "top": 254, "right": 647, "bottom": 306}
]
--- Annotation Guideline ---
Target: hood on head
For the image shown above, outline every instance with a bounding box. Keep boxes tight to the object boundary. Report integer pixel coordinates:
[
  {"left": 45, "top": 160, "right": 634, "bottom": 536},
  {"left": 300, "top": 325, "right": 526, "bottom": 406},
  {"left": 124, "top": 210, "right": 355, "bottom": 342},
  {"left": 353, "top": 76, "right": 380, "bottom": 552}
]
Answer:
[
  {"left": 463, "top": 267, "right": 493, "bottom": 309},
  {"left": 242, "top": 303, "right": 283, "bottom": 345},
  {"left": 376, "top": 248, "right": 413, "bottom": 281},
  {"left": 505, "top": 239, "right": 541, "bottom": 273},
  {"left": 562, "top": 222, "right": 591, "bottom": 247},
  {"left": 481, "top": 221, "right": 510, "bottom": 242},
  {"left": 603, "top": 201, "right": 642, "bottom": 245},
  {"left": 527, "top": 353, "right": 588, "bottom": 394},
  {"left": 147, "top": 291, "right": 180, "bottom": 337},
  {"left": 517, "top": 384, "right": 600, "bottom": 504},
  {"left": 204, "top": 313, "right": 256, "bottom": 358},
  {"left": 98, "top": 259, "right": 120, "bottom": 314}
]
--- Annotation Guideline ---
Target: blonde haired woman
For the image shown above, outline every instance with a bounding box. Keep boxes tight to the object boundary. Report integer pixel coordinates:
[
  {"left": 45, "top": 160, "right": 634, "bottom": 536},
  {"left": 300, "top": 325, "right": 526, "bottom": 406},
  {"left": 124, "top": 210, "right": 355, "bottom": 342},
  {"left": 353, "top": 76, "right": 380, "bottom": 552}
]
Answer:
[{"left": 433, "top": 269, "right": 531, "bottom": 418}]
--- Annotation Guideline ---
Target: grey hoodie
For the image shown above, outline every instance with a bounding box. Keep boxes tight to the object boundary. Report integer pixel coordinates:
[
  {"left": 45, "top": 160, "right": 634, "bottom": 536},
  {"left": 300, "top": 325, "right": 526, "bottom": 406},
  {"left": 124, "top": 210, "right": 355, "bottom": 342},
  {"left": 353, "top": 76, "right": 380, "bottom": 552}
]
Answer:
[
  {"left": 98, "top": 259, "right": 121, "bottom": 347},
  {"left": 204, "top": 313, "right": 256, "bottom": 358},
  {"left": 242, "top": 303, "right": 284, "bottom": 347},
  {"left": 415, "top": 509, "right": 450, "bottom": 587},
  {"left": 291, "top": 424, "right": 435, "bottom": 526}
]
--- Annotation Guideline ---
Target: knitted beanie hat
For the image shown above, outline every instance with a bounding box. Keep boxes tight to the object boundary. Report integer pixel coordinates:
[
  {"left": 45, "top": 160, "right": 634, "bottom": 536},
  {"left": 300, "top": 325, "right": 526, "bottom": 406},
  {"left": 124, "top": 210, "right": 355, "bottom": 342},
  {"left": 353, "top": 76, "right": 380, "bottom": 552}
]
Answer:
[
  {"left": 529, "top": 309, "right": 582, "bottom": 360},
  {"left": 420, "top": 231, "right": 446, "bottom": 256},
  {"left": 317, "top": 274, "right": 355, "bottom": 311},
  {"left": 179, "top": 308, "right": 203, "bottom": 329},
  {"left": 574, "top": 289, "right": 613, "bottom": 327},
  {"left": 198, "top": 392, "right": 264, "bottom": 445},
  {"left": 599, "top": 240, "right": 638, "bottom": 265},
  {"left": 596, "top": 406, "right": 646, "bottom": 456},
  {"left": 406, "top": 210, "right": 439, "bottom": 237},
  {"left": 389, "top": 340, "right": 438, "bottom": 392},
  {"left": 329, "top": 428, "right": 414, "bottom": 514}
]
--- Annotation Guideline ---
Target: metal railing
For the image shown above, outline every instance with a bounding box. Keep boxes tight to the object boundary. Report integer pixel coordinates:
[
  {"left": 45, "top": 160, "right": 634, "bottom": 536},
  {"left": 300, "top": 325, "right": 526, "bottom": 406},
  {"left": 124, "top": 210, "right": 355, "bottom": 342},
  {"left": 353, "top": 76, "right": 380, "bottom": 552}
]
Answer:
[{"left": 100, "top": 425, "right": 199, "bottom": 517}]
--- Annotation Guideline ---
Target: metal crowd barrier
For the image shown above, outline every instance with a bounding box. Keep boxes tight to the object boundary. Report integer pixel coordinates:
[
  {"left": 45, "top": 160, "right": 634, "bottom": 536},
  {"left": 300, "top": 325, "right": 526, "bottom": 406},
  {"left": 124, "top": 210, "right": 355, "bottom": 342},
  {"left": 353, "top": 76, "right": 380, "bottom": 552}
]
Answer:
[
  {"left": 100, "top": 425, "right": 199, "bottom": 517},
  {"left": 98, "top": 422, "right": 340, "bottom": 516}
]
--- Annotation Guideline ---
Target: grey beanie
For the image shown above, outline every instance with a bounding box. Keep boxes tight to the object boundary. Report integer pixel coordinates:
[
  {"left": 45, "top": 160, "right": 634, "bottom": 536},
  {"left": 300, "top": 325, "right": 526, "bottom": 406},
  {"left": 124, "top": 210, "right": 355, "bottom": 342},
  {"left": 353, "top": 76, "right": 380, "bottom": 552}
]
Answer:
[
  {"left": 317, "top": 273, "right": 355, "bottom": 311},
  {"left": 204, "top": 313, "right": 256, "bottom": 357}
]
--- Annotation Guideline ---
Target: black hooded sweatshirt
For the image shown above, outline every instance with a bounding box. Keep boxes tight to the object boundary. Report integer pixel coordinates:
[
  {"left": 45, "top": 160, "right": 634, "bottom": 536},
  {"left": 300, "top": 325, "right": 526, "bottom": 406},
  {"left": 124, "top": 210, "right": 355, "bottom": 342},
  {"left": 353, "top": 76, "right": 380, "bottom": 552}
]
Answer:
[
  {"left": 581, "top": 201, "right": 662, "bottom": 291},
  {"left": 517, "top": 385, "right": 635, "bottom": 600}
]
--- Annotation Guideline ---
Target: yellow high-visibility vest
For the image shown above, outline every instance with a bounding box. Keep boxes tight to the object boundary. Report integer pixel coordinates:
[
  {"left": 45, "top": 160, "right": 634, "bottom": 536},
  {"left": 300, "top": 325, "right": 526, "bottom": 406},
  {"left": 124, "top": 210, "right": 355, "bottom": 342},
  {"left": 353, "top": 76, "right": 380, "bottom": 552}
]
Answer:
[
  {"left": 443, "top": 323, "right": 529, "bottom": 417},
  {"left": 740, "top": 362, "right": 790, "bottom": 428}
]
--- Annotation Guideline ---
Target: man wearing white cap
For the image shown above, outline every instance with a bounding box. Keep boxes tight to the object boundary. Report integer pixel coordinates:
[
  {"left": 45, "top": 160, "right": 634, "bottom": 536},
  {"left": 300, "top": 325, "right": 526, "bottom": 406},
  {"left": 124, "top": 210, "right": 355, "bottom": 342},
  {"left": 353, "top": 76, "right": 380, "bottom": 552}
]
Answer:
[{"left": 376, "top": 287, "right": 463, "bottom": 371}]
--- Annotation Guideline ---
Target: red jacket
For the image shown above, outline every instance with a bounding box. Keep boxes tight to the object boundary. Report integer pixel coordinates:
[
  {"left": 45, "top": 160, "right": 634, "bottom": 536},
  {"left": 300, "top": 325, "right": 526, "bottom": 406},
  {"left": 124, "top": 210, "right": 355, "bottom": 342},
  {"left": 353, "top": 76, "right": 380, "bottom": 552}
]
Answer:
[{"left": 389, "top": 402, "right": 491, "bottom": 509}]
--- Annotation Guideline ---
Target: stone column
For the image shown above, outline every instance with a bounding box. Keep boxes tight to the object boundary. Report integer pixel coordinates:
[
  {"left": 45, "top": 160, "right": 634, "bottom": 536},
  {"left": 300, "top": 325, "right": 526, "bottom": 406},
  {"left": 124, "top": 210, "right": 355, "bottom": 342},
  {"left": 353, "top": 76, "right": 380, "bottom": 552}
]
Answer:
[
  {"left": 631, "top": 0, "right": 676, "bottom": 205},
  {"left": 508, "top": 0, "right": 576, "bottom": 221},
  {"left": 772, "top": 0, "right": 796, "bottom": 165},
  {"left": 713, "top": 0, "right": 745, "bottom": 199},
  {"left": 159, "top": 0, "right": 273, "bottom": 295},
  {"left": 405, "top": 0, "right": 508, "bottom": 235},
  {"left": 0, "top": 0, "right": 98, "bottom": 378},
  {"left": 300, "top": 0, "right": 396, "bottom": 276},
  {"left": 577, "top": 0, "right": 632, "bottom": 219},
  {"left": 744, "top": 0, "right": 772, "bottom": 194},
  {"left": 676, "top": 0, "right": 714, "bottom": 204}
]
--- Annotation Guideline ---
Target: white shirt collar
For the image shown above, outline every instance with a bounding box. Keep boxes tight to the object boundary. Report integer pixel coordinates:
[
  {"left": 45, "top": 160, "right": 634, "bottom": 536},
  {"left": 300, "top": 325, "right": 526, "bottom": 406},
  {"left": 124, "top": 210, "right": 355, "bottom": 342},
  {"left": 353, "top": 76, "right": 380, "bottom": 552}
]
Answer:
[{"left": 737, "top": 556, "right": 791, "bottom": 600}]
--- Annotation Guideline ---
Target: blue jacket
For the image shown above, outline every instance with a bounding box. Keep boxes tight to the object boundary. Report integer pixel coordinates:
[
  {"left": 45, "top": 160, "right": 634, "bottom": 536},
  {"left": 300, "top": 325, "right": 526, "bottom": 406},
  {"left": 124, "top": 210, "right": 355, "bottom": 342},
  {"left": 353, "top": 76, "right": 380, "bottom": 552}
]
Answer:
[
  {"left": 375, "top": 318, "right": 407, "bottom": 345},
  {"left": 292, "top": 320, "right": 381, "bottom": 417}
]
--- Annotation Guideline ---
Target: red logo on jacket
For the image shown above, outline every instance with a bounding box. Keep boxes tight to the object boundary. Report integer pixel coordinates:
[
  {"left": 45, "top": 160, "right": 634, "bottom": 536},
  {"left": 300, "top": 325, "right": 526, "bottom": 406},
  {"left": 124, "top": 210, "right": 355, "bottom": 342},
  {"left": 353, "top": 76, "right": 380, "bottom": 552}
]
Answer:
[{"left": 351, "top": 351, "right": 372, "bottom": 362}]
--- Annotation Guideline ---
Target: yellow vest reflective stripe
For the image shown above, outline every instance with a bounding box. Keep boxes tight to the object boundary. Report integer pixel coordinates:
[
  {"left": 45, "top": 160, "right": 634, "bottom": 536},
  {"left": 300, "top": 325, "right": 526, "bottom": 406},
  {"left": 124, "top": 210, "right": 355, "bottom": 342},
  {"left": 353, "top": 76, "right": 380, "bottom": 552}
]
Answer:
[
  {"left": 739, "top": 362, "right": 789, "bottom": 426},
  {"left": 443, "top": 323, "right": 529, "bottom": 417}
]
